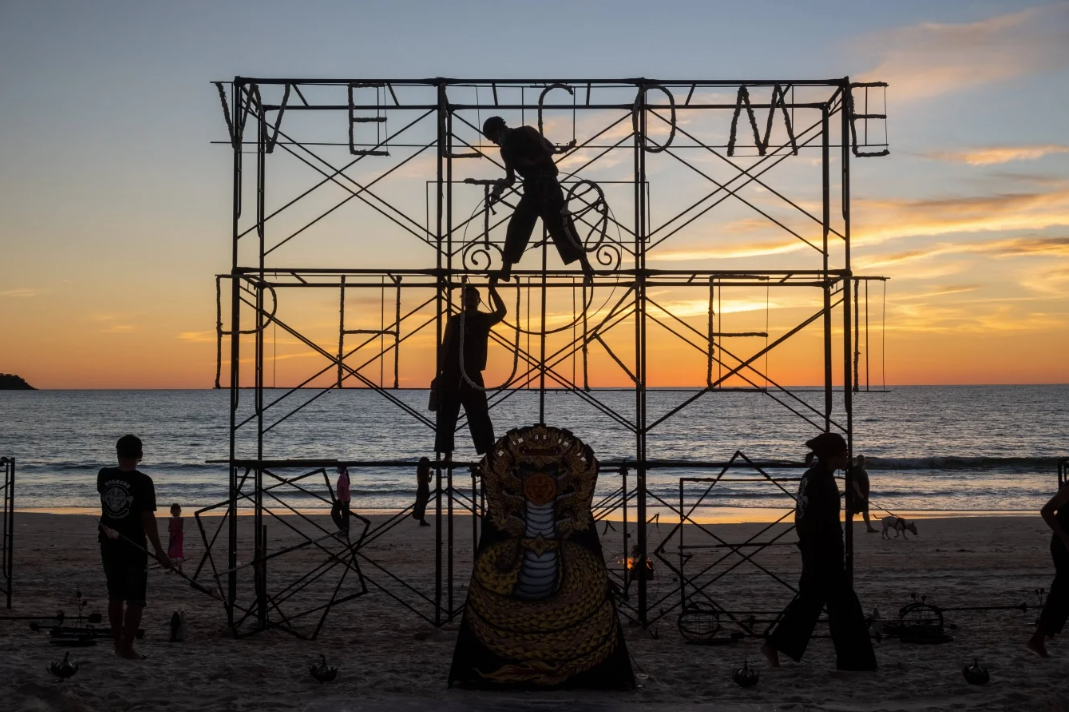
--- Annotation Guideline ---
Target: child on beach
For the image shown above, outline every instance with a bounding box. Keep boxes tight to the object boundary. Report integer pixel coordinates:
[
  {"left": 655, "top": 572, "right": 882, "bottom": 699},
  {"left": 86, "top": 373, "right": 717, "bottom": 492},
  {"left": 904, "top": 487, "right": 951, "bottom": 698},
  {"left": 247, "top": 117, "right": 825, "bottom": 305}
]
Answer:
[
  {"left": 97, "top": 434, "right": 171, "bottom": 660},
  {"left": 167, "top": 503, "right": 185, "bottom": 574},
  {"left": 331, "top": 466, "right": 351, "bottom": 535}
]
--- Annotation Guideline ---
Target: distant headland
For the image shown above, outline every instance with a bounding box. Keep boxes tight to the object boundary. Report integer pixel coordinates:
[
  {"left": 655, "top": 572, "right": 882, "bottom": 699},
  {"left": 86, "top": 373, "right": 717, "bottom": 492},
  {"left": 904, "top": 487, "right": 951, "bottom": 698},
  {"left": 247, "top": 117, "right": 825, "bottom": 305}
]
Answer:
[{"left": 0, "top": 373, "right": 35, "bottom": 390}]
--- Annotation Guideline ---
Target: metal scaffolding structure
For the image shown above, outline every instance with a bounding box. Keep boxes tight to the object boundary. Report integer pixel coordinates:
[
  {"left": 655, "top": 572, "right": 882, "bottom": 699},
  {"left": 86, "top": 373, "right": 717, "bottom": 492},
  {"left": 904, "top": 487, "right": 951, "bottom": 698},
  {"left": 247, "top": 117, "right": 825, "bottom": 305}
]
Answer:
[{"left": 195, "top": 76, "right": 891, "bottom": 637}]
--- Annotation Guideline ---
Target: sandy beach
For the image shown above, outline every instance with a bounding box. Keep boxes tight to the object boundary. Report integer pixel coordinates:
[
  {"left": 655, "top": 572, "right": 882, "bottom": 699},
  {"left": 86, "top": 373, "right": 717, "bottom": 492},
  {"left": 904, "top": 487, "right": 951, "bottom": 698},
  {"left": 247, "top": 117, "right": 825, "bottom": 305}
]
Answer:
[{"left": 1, "top": 512, "right": 1067, "bottom": 711}]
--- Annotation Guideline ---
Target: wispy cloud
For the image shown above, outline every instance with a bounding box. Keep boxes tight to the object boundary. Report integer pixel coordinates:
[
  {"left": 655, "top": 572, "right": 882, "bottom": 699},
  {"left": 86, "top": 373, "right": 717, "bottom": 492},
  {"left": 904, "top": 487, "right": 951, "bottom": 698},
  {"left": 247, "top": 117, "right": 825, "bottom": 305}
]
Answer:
[
  {"left": 926, "top": 145, "right": 1069, "bottom": 166},
  {"left": 647, "top": 185, "right": 1069, "bottom": 262},
  {"left": 0, "top": 288, "right": 40, "bottom": 297},
  {"left": 179, "top": 331, "right": 216, "bottom": 343},
  {"left": 894, "top": 284, "right": 982, "bottom": 300},
  {"left": 889, "top": 294, "right": 1069, "bottom": 334},
  {"left": 855, "top": 236, "right": 1069, "bottom": 269},
  {"left": 648, "top": 240, "right": 809, "bottom": 262},
  {"left": 856, "top": 5, "right": 1069, "bottom": 101},
  {"left": 855, "top": 189, "right": 1069, "bottom": 246},
  {"left": 1024, "top": 264, "right": 1069, "bottom": 296}
]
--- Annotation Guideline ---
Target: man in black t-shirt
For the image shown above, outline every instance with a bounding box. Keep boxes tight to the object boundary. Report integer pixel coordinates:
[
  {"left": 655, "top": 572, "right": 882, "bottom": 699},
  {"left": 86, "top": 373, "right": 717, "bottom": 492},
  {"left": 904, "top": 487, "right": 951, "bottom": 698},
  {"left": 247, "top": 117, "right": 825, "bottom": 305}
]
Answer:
[
  {"left": 98, "top": 434, "right": 170, "bottom": 659},
  {"left": 482, "top": 116, "right": 595, "bottom": 283},
  {"left": 435, "top": 279, "right": 506, "bottom": 456}
]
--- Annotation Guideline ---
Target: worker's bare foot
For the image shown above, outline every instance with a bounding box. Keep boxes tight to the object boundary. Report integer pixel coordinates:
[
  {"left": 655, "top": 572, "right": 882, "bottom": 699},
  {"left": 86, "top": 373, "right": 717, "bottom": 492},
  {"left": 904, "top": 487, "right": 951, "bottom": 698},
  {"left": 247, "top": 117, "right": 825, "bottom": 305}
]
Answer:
[
  {"left": 866, "top": 528, "right": 879, "bottom": 533},
  {"left": 760, "top": 642, "right": 780, "bottom": 668},
  {"left": 1027, "top": 637, "right": 1049, "bottom": 658},
  {"left": 117, "top": 645, "right": 147, "bottom": 661}
]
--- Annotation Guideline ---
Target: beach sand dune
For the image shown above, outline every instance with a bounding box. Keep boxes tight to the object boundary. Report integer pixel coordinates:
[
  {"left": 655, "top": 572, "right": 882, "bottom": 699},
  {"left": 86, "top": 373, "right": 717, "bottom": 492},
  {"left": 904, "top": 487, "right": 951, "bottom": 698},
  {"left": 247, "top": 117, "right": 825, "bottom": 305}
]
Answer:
[{"left": 3, "top": 513, "right": 1068, "bottom": 711}]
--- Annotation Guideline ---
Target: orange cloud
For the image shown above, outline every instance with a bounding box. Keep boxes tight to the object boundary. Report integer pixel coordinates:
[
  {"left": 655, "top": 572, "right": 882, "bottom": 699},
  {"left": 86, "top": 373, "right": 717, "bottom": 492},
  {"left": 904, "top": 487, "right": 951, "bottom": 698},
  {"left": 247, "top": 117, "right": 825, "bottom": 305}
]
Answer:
[
  {"left": 926, "top": 145, "right": 1069, "bottom": 166},
  {"left": 855, "top": 236, "right": 1069, "bottom": 269},
  {"left": 855, "top": 190, "right": 1069, "bottom": 245},
  {"left": 646, "top": 187, "right": 1069, "bottom": 261}
]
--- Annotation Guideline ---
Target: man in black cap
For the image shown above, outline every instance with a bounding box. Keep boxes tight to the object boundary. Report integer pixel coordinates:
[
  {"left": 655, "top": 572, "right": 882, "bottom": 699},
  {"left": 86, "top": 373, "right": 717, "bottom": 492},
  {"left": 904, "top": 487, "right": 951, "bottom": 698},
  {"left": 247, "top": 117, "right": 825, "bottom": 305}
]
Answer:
[
  {"left": 435, "top": 278, "right": 506, "bottom": 457},
  {"left": 481, "top": 116, "right": 594, "bottom": 282}
]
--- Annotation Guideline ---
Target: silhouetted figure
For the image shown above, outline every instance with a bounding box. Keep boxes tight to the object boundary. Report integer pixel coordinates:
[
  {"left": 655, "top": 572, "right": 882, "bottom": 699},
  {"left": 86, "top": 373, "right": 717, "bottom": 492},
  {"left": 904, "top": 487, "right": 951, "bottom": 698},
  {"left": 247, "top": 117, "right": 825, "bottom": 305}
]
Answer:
[
  {"left": 761, "top": 433, "right": 877, "bottom": 671},
  {"left": 1028, "top": 479, "right": 1069, "bottom": 658},
  {"left": 412, "top": 457, "right": 432, "bottom": 527},
  {"left": 331, "top": 466, "right": 351, "bottom": 535},
  {"left": 481, "top": 116, "right": 594, "bottom": 282},
  {"left": 97, "top": 434, "right": 171, "bottom": 660},
  {"left": 167, "top": 502, "right": 185, "bottom": 574},
  {"left": 434, "top": 280, "right": 506, "bottom": 456},
  {"left": 848, "top": 454, "right": 878, "bottom": 534}
]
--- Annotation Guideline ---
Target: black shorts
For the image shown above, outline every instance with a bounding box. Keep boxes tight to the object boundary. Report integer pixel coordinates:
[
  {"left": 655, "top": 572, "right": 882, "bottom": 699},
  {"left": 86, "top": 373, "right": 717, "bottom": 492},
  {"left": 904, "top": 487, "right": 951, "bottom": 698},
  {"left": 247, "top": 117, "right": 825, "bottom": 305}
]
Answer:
[
  {"left": 101, "top": 544, "right": 148, "bottom": 606},
  {"left": 846, "top": 493, "right": 869, "bottom": 514}
]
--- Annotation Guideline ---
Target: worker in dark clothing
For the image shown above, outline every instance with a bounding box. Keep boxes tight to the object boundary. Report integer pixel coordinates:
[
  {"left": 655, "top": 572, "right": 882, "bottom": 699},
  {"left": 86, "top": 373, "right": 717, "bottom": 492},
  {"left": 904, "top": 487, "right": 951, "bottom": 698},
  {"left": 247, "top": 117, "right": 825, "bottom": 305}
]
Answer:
[
  {"left": 762, "top": 432, "right": 877, "bottom": 671},
  {"left": 481, "top": 116, "right": 595, "bottom": 283},
  {"left": 1027, "top": 479, "right": 1069, "bottom": 658},
  {"left": 434, "top": 279, "right": 506, "bottom": 457}
]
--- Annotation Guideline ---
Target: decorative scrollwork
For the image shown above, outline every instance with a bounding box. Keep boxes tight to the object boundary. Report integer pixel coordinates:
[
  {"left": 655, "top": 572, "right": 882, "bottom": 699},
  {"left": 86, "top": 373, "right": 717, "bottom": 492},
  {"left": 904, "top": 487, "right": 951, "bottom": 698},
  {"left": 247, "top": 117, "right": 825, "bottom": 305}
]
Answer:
[
  {"left": 566, "top": 180, "right": 621, "bottom": 272},
  {"left": 461, "top": 239, "right": 503, "bottom": 274},
  {"left": 632, "top": 84, "right": 676, "bottom": 153}
]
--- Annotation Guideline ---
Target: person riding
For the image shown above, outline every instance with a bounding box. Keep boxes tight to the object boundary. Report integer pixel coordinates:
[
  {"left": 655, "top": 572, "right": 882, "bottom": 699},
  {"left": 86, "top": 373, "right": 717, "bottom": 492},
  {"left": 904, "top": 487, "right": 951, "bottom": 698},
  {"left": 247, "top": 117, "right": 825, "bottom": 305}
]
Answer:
[
  {"left": 481, "top": 116, "right": 595, "bottom": 283},
  {"left": 761, "top": 432, "right": 877, "bottom": 671}
]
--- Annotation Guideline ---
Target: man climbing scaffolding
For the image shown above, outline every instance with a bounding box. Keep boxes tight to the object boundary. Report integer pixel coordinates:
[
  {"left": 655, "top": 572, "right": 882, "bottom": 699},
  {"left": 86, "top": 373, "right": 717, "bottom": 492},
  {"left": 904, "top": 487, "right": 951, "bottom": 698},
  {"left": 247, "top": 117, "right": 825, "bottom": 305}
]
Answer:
[
  {"left": 434, "top": 278, "right": 506, "bottom": 457},
  {"left": 481, "top": 116, "right": 595, "bottom": 283}
]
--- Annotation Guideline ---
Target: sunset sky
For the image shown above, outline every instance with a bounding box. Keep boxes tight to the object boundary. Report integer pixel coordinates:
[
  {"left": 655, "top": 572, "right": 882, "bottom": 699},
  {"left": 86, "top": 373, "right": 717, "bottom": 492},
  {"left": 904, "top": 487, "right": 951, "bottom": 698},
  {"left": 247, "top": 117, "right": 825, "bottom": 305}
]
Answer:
[{"left": 1, "top": 0, "right": 1068, "bottom": 388}]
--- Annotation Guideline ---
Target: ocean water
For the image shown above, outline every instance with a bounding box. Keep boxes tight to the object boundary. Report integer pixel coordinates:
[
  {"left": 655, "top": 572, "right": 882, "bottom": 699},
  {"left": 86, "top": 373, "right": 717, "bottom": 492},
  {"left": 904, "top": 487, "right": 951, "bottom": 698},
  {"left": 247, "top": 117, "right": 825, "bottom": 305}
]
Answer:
[{"left": 0, "top": 386, "right": 1065, "bottom": 514}]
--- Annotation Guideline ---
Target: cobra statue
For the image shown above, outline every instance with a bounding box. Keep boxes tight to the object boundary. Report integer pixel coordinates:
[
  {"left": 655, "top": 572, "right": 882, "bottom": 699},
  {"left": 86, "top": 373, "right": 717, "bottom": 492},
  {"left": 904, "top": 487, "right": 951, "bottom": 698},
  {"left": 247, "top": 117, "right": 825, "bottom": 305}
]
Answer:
[{"left": 450, "top": 425, "right": 634, "bottom": 689}]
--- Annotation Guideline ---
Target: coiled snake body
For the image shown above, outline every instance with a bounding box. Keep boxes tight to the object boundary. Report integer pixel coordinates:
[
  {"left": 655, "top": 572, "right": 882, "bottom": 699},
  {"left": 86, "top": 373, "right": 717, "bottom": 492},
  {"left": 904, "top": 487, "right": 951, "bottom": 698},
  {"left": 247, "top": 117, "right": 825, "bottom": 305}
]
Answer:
[{"left": 460, "top": 425, "right": 621, "bottom": 685}]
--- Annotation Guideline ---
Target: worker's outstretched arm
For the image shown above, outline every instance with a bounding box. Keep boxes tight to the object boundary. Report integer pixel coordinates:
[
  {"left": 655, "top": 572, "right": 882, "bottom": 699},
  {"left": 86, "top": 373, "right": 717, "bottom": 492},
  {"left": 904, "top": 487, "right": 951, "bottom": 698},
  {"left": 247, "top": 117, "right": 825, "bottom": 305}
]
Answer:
[{"left": 487, "top": 276, "right": 506, "bottom": 325}]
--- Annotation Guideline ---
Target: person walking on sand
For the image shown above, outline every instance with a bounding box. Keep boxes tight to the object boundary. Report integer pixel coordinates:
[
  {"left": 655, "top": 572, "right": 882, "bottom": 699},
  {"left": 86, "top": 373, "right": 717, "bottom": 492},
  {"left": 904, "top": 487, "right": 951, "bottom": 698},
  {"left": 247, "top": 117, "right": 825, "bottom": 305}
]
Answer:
[
  {"left": 97, "top": 434, "right": 171, "bottom": 660},
  {"left": 412, "top": 457, "right": 432, "bottom": 527},
  {"left": 761, "top": 432, "right": 877, "bottom": 671},
  {"left": 849, "top": 454, "right": 878, "bottom": 534},
  {"left": 331, "top": 466, "right": 351, "bottom": 536},
  {"left": 481, "top": 116, "right": 595, "bottom": 283},
  {"left": 167, "top": 503, "right": 185, "bottom": 574},
  {"left": 434, "top": 279, "right": 506, "bottom": 457},
  {"left": 1027, "top": 478, "right": 1069, "bottom": 657}
]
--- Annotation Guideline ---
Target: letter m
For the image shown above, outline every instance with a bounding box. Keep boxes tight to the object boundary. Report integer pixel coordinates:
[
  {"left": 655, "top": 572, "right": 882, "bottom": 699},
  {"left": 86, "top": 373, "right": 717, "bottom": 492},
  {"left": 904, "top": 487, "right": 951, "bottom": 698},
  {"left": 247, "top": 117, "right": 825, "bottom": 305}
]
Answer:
[{"left": 727, "top": 84, "right": 798, "bottom": 157}]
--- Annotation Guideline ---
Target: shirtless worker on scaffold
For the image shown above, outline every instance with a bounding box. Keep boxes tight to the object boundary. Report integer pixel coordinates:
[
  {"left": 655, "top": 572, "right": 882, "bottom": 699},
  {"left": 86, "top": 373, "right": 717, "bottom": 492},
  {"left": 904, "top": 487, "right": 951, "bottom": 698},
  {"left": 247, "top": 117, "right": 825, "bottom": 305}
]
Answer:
[{"left": 481, "top": 116, "right": 595, "bottom": 283}]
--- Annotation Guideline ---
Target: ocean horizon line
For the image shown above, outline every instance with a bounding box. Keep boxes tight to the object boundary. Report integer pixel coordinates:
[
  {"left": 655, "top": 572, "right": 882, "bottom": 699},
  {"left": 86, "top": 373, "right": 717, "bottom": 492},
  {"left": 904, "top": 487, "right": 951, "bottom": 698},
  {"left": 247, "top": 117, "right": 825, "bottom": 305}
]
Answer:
[{"left": 4, "top": 382, "right": 1068, "bottom": 391}]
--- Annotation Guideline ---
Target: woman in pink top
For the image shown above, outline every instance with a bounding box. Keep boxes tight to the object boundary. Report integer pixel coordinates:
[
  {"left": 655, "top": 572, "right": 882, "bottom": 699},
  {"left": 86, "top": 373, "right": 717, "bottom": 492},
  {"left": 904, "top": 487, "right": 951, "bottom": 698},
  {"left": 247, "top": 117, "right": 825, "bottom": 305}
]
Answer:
[
  {"left": 167, "top": 503, "right": 185, "bottom": 573},
  {"left": 331, "top": 466, "right": 351, "bottom": 535}
]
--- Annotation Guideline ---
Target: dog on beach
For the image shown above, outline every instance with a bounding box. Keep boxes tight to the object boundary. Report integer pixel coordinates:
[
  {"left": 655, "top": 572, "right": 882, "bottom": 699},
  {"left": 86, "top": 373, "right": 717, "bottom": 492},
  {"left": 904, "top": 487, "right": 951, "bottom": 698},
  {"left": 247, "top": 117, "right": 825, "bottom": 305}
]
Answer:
[{"left": 881, "top": 516, "right": 919, "bottom": 539}]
